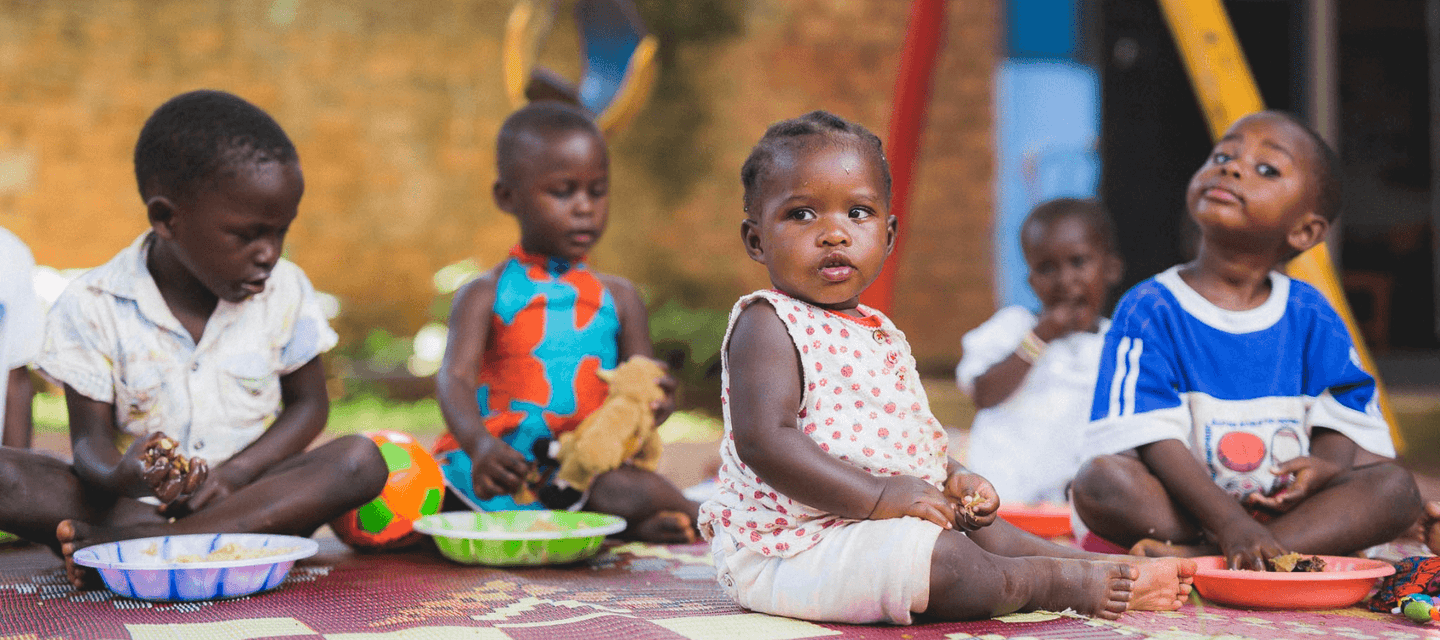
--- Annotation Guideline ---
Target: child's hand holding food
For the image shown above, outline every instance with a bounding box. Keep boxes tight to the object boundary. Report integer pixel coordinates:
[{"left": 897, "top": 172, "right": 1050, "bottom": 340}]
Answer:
[
  {"left": 466, "top": 434, "right": 531, "bottom": 501},
  {"left": 136, "top": 432, "right": 209, "bottom": 507},
  {"left": 943, "top": 470, "right": 999, "bottom": 531},
  {"left": 1216, "top": 517, "right": 1286, "bottom": 570},
  {"left": 1035, "top": 297, "right": 1098, "bottom": 342},
  {"left": 1243, "top": 456, "right": 1341, "bottom": 513}
]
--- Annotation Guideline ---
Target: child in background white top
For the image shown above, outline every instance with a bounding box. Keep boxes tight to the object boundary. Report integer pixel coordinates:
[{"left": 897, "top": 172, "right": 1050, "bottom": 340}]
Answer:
[
  {"left": 0, "top": 226, "right": 42, "bottom": 448},
  {"left": 957, "top": 198, "right": 1122, "bottom": 504},
  {"left": 698, "top": 111, "right": 1192, "bottom": 625}
]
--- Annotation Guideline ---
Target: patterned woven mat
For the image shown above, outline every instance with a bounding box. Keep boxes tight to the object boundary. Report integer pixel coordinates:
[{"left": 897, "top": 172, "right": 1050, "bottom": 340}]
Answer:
[{"left": 2, "top": 536, "right": 1436, "bottom": 640}]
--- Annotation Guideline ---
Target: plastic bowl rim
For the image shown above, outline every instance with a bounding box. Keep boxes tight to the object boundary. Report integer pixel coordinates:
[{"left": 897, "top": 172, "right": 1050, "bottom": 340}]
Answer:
[
  {"left": 72, "top": 533, "right": 319, "bottom": 571},
  {"left": 1191, "top": 555, "right": 1396, "bottom": 582},
  {"left": 414, "top": 510, "right": 627, "bottom": 541}
]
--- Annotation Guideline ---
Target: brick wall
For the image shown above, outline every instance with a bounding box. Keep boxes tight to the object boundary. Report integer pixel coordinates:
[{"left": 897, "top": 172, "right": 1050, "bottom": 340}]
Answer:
[
  {"left": 0, "top": 0, "right": 997, "bottom": 371},
  {"left": 648, "top": 0, "right": 999, "bottom": 371}
]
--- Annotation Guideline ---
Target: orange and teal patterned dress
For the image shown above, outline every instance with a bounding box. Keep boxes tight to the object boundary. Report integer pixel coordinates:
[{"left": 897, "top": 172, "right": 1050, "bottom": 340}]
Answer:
[{"left": 434, "top": 245, "right": 619, "bottom": 510}]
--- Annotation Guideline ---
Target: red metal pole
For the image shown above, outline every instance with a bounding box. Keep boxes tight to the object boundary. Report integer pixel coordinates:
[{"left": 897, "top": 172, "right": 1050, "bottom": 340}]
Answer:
[{"left": 861, "top": 0, "right": 946, "bottom": 313}]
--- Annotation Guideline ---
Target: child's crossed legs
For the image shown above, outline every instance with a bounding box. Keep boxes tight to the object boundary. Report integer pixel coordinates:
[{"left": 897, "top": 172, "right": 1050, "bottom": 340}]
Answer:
[
  {"left": 1073, "top": 454, "right": 1421, "bottom": 558},
  {"left": 0, "top": 435, "right": 386, "bottom": 588},
  {"left": 588, "top": 465, "right": 699, "bottom": 543}
]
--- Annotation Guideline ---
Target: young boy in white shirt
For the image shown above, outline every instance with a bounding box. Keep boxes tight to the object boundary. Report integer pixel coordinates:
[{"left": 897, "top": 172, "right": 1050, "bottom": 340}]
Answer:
[{"left": 0, "top": 90, "right": 388, "bottom": 588}]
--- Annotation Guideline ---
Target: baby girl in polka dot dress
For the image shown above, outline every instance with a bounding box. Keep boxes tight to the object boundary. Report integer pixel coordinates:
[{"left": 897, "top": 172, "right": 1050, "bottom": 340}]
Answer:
[{"left": 696, "top": 111, "right": 1197, "bottom": 625}]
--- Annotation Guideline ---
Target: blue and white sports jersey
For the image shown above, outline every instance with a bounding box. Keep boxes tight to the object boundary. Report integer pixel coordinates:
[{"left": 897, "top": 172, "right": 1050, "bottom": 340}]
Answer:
[{"left": 1086, "top": 267, "right": 1394, "bottom": 499}]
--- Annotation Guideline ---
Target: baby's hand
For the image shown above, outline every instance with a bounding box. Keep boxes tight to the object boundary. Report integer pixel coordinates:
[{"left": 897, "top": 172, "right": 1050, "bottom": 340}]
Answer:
[
  {"left": 869, "top": 475, "right": 953, "bottom": 530},
  {"left": 944, "top": 471, "right": 999, "bottom": 530}
]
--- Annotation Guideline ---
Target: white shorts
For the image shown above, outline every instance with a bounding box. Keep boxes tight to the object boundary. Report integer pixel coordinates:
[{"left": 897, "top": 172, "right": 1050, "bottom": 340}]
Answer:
[{"left": 709, "top": 516, "right": 943, "bottom": 625}]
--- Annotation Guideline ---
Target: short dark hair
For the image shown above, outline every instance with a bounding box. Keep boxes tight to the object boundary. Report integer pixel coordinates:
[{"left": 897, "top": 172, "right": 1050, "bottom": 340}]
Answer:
[
  {"left": 496, "top": 101, "right": 604, "bottom": 184},
  {"left": 134, "top": 90, "right": 296, "bottom": 201},
  {"left": 1259, "top": 110, "right": 1343, "bottom": 222},
  {"left": 740, "top": 110, "right": 891, "bottom": 214},
  {"left": 1021, "top": 197, "right": 1119, "bottom": 256}
]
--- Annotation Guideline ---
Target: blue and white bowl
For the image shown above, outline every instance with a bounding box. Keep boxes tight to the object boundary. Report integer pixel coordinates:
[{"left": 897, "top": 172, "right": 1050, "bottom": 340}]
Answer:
[{"left": 71, "top": 533, "right": 319, "bottom": 601}]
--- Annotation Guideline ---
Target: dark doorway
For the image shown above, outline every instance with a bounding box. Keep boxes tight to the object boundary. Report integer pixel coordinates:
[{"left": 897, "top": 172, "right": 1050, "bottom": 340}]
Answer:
[
  {"left": 1098, "top": 0, "right": 1299, "bottom": 296},
  {"left": 1097, "top": 0, "right": 1439, "bottom": 370},
  {"left": 1335, "top": 0, "right": 1438, "bottom": 362}
]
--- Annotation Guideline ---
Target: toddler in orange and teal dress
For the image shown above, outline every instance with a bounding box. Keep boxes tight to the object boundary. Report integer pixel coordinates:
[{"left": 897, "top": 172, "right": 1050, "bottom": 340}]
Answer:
[
  {"left": 433, "top": 101, "right": 697, "bottom": 542},
  {"left": 433, "top": 244, "right": 618, "bottom": 512}
]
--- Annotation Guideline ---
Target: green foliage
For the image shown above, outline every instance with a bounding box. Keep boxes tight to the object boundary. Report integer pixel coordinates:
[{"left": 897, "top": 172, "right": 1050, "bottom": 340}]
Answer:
[
  {"left": 648, "top": 299, "right": 729, "bottom": 413},
  {"left": 33, "top": 391, "right": 66, "bottom": 435},
  {"left": 353, "top": 329, "right": 415, "bottom": 375},
  {"left": 327, "top": 395, "right": 445, "bottom": 437}
]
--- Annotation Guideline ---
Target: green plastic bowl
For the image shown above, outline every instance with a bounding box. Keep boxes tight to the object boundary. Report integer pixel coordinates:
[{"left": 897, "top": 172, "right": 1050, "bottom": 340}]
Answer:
[{"left": 413, "top": 510, "right": 626, "bottom": 566}]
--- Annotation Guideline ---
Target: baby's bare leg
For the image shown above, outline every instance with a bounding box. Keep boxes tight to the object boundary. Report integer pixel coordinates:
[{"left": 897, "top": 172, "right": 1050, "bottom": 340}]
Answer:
[
  {"left": 926, "top": 529, "right": 1135, "bottom": 621},
  {"left": 965, "top": 504, "right": 1194, "bottom": 611},
  {"left": 1071, "top": 454, "right": 1204, "bottom": 548},
  {"left": 1265, "top": 461, "right": 1421, "bottom": 555},
  {"left": 588, "top": 465, "right": 699, "bottom": 543}
]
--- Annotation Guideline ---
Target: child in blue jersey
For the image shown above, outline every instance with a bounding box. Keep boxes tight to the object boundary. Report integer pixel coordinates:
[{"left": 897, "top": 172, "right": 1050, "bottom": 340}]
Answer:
[
  {"left": 1071, "top": 111, "right": 1423, "bottom": 570},
  {"left": 434, "top": 101, "right": 696, "bottom": 542}
]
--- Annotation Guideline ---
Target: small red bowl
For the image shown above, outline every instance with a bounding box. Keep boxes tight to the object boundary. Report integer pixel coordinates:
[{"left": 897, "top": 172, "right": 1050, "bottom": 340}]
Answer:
[
  {"left": 998, "top": 503, "right": 1073, "bottom": 538},
  {"left": 1191, "top": 555, "right": 1395, "bottom": 610}
]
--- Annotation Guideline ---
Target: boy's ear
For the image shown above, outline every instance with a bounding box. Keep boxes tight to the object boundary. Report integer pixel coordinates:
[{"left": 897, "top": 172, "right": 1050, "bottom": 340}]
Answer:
[
  {"left": 146, "top": 196, "right": 178, "bottom": 239},
  {"left": 741, "top": 217, "right": 765, "bottom": 263},
  {"left": 1286, "top": 212, "right": 1329, "bottom": 255},
  {"left": 884, "top": 215, "right": 899, "bottom": 256},
  {"left": 492, "top": 180, "right": 516, "bottom": 216}
]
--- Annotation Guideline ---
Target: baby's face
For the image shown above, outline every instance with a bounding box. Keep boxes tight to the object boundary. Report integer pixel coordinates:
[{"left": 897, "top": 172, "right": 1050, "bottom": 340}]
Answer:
[
  {"left": 742, "top": 143, "right": 893, "bottom": 317},
  {"left": 1185, "top": 113, "right": 1322, "bottom": 251},
  {"left": 1022, "top": 215, "right": 1116, "bottom": 315}
]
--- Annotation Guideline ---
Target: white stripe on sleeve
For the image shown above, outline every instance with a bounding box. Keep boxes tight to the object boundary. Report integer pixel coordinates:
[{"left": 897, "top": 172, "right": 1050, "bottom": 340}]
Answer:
[
  {"left": 1122, "top": 338, "right": 1143, "bottom": 416},
  {"left": 1107, "top": 337, "right": 1131, "bottom": 419}
]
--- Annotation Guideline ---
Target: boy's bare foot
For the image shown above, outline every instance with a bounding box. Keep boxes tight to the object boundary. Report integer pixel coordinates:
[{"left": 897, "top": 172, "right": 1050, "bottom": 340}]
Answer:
[
  {"left": 1424, "top": 502, "right": 1440, "bottom": 555},
  {"left": 630, "top": 510, "right": 697, "bottom": 543},
  {"left": 1121, "top": 556, "right": 1196, "bottom": 610},
  {"left": 1129, "top": 538, "right": 1214, "bottom": 559},
  {"left": 1031, "top": 558, "right": 1135, "bottom": 621},
  {"left": 57, "top": 520, "right": 106, "bottom": 590}
]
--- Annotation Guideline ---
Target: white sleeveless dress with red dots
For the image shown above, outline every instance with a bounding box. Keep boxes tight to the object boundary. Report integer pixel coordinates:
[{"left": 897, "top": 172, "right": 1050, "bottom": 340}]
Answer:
[{"left": 698, "top": 289, "right": 951, "bottom": 558}]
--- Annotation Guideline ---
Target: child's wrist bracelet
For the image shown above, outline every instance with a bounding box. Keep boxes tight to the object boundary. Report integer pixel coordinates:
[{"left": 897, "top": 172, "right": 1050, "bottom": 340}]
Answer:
[{"left": 1015, "top": 331, "right": 1048, "bottom": 364}]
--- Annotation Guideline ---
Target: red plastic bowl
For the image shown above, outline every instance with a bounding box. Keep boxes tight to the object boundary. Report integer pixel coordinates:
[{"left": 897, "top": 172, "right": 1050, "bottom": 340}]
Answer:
[
  {"left": 1191, "top": 555, "right": 1395, "bottom": 610},
  {"left": 998, "top": 503, "right": 1073, "bottom": 538}
]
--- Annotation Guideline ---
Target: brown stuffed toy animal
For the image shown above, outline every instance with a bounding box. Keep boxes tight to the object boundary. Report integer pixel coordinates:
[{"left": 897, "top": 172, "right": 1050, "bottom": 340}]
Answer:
[{"left": 555, "top": 356, "right": 667, "bottom": 491}]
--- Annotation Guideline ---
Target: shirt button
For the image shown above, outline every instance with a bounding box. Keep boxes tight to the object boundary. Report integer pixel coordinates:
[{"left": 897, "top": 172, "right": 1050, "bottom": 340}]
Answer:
[
  {"left": 191, "top": 362, "right": 199, "bottom": 372},
  {"left": 193, "top": 439, "right": 204, "bottom": 451}
]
